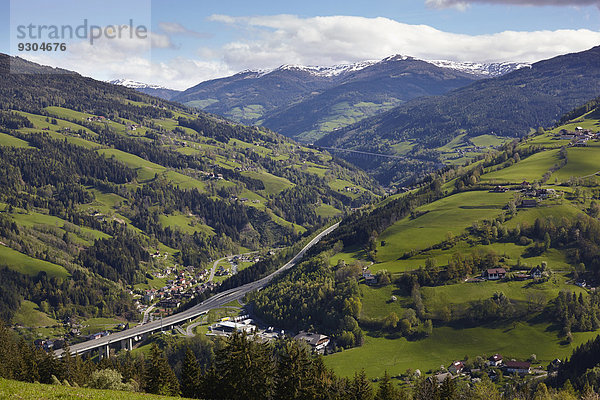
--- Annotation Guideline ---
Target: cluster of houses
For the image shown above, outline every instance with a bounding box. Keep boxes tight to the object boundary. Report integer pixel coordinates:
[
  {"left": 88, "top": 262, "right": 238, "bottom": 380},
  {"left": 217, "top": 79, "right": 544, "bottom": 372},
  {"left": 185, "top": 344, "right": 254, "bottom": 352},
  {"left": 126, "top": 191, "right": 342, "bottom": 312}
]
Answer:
[
  {"left": 491, "top": 184, "right": 557, "bottom": 208},
  {"left": 433, "top": 354, "right": 533, "bottom": 385},
  {"left": 556, "top": 127, "right": 598, "bottom": 147},
  {"left": 141, "top": 267, "right": 216, "bottom": 312},
  {"left": 341, "top": 186, "right": 362, "bottom": 195},
  {"left": 86, "top": 116, "right": 108, "bottom": 122},
  {"left": 479, "top": 265, "right": 546, "bottom": 281}
]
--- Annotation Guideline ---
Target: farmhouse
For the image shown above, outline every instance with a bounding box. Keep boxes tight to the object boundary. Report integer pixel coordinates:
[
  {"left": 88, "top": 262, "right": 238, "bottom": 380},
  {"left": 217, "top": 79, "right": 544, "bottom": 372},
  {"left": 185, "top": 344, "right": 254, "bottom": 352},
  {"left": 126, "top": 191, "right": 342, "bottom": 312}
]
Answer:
[
  {"left": 490, "top": 185, "right": 508, "bottom": 193},
  {"left": 488, "top": 354, "right": 503, "bottom": 367},
  {"left": 448, "top": 361, "right": 464, "bottom": 375},
  {"left": 363, "top": 270, "right": 378, "bottom": 286},
  {"left": 294, "top": 331, "right": 330, "bottom": 353},
  {"left": 520, "top": 199, "right": 537, "bottom": 208},
  {"left": 504, "top": 361, "right": 531, "bottom": 374},
  {"left": 530, "top": 266, "right": 543, "bottom": 279},
  {"left": 483, "top": 268, "right": 506, "bottom": 280}
]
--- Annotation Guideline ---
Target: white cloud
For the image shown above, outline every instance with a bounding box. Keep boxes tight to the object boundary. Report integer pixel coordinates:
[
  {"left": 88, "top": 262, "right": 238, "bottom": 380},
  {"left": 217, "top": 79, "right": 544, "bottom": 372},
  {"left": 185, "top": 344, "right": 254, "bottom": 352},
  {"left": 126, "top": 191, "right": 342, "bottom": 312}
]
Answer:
[
  {"left": 158, "top": 22, "right": 210, "bottom": 38},
  {"left": 20, "top": 31, "right": 231, "bottom": 90},
  {"left": 208, "top": 14, "right": 600, "bottom": 67},
  {"left": 426, "top": 0, "right": 600, "bottom": 9},
  {"left": 20, "top": 15, "right": 600, "bottom": 90}
]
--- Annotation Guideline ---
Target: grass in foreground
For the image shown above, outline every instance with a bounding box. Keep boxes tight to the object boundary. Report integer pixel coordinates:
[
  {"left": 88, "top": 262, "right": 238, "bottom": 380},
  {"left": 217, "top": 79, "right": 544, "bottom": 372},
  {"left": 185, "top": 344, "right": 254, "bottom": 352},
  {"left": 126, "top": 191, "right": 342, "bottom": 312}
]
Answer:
[{"left": 0, "top": 378, "right": 185, "bottom": 400}]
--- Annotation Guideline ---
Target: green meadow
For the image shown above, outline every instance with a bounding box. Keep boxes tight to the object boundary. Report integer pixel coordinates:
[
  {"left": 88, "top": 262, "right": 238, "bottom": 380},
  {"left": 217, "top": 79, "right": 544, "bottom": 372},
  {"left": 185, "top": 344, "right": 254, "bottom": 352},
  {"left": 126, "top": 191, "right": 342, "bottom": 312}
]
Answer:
[
  {"left": 98, "top": 148, "right": 166, "bottom": 182},
  {"left": 0, "top": 131, "right": 31, "bottom": 148},
  {"left": 242, "top": 171, "right": 294, "bottom": 195},
  {"left": 376, "top": 191, "right": 512, "bottom": 260},
  {"left": 158, "top": 213, "right": 215, "bottom": 236},
  {"left": 325, "top": 321, "right": 597, "bottom": 378},
  {"left": 0, "top": 244, "right": 69, "bottom": 278},
  {"left": 315, "top": 203, "right": 342, "bottom": 218},
  {"left": 482, "top": 149, "right": 560, "bottom": 183},
  {"left": 12, "top": 300, "right": 57, "bottom": 327},
  {"left": 0, "top": 378, "right": 184, "bottom": 400},
  {"left": 552, "top": 146, "right": 600, "bottom": 181}
]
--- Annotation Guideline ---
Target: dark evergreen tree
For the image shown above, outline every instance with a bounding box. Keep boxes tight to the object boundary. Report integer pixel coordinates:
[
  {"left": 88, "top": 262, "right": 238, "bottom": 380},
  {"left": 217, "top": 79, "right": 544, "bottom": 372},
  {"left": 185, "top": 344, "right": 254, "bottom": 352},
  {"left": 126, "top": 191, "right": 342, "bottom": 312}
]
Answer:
[
  {"left": 351, "top": 370, "right": 374, "bottom": 400},
  {"left": 145, "top": 343, "right": 180, "bottom": 396},
  {"left": 376, "top": 371, "right": 399, "bottom": 400},
  {"left": 181, "top": 347, "right": 200, "bottom": 399}
]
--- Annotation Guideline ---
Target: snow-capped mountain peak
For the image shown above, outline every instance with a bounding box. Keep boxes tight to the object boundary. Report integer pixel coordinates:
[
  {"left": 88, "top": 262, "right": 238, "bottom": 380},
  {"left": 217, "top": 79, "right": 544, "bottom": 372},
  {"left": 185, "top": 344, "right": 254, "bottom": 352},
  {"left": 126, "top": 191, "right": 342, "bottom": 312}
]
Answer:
[
  {"left": 427, "top": 60, "right": 531, "bottom": 77},
  {"left": 231, "top": 56, "right": 527, "bottom": 81},
  {"left": 381, "top": 54, "right": 414, "bottom": 62},
  {"left": 108, "top": 79, "right": 173, "bottom": 90},
  {"left": 237, "top": 60, "right": 379, "bottom": 79}
]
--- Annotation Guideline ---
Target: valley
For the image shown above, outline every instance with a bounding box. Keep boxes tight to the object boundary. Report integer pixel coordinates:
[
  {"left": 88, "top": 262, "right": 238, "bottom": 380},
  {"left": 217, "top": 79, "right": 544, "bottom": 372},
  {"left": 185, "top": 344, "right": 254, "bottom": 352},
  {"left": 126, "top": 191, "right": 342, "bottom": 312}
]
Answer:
[{"left": 2, "top": 30, "right": 600, "bottom": 398}]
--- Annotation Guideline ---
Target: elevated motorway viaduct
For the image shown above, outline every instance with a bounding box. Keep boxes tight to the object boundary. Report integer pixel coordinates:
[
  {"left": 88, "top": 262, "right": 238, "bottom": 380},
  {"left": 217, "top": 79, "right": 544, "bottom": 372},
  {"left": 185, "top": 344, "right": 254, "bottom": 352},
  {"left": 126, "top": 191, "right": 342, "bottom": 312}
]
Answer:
[{"left": 55, "top": 222, "right": 340, "bottom": 359}]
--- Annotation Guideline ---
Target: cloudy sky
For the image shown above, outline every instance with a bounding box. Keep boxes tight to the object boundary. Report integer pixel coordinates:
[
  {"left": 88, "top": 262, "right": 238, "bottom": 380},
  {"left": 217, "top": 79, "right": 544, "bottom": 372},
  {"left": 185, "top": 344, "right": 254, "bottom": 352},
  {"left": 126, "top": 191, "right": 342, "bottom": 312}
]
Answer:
[{"left": 1, "top": 0, "right": 599, "bottom": 89}]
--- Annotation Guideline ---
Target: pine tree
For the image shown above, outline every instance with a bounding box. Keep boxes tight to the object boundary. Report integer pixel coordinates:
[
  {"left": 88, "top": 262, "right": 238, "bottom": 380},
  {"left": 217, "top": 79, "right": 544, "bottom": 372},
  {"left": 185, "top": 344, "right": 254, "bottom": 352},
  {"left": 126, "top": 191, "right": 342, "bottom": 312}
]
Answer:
[
  {"left": 215, "top": 331, "right": 274, "bottom": 400},
  {"left": 197, "top": 364, "right": 220, "bottom": 400},
  {"left": 376, "top": 371, "right": 398, "bottom": 400},
  {"left": 352, "top": 370, "right": 374, "bottom": 400},
  {"left": 181, "top": 347, "right": 200, "bottom": 399},
  {"left": 413, "top": 377, "right": 438, "bottom": 400},
  {"left": 439, "top": 375, "right": 456, "bottom": 400},
  {"left": 274, "top": 340, "right": 315, "bottom": 400},
  {"left": 145, "top": 343, "right": 180, "bottom": 396},
  {"left": 533, "top": 382, "right": 551, "bottom": 400}
]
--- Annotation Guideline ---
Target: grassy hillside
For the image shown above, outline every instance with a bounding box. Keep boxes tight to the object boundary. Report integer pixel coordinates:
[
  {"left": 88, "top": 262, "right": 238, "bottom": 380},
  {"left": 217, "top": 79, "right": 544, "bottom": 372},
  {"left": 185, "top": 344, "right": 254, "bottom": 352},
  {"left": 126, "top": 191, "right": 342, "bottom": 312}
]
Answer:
[
  {"left": 0, "top": 53, "right": 380, "bottom": 336},
  {"left": 319, "top": 101, "right": 600, "bottom": 378},
  {"left": 0, "top": 378, "right": 185, "bottom": 400}
]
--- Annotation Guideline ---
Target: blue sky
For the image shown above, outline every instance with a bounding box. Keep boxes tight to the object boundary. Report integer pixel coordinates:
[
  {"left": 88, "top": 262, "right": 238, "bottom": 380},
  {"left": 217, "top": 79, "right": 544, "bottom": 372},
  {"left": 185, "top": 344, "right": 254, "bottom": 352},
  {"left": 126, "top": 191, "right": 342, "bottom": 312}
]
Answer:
[{"left": 2, "top": 0, "right": 599, "bottom": 89}]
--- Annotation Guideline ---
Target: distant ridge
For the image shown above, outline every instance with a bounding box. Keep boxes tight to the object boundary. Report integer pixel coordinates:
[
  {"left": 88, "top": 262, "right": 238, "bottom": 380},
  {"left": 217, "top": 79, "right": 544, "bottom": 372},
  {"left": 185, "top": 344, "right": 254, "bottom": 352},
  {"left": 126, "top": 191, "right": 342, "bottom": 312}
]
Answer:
[{"left": 108, "top": 79, "right": 181, "bottom": 101}]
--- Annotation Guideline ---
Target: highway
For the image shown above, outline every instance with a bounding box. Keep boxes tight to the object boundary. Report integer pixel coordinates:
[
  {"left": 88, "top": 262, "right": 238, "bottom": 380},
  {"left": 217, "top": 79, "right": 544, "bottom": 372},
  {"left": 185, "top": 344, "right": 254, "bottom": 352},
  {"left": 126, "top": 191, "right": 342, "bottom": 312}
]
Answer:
[{"left": 55, "top": 222, "right": 339, "bottom": 358}]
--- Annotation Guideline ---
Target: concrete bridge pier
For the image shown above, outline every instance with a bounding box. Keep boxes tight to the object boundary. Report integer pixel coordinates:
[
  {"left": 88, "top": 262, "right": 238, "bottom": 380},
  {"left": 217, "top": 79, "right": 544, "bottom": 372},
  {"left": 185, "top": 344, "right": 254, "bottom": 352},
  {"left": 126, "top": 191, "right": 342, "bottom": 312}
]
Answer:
[
  {"left": 120, "top": 338, "right": 133, "bottom": 351},
  {"left": 98, "top": 344, "right": 110, "bottom": 360}
]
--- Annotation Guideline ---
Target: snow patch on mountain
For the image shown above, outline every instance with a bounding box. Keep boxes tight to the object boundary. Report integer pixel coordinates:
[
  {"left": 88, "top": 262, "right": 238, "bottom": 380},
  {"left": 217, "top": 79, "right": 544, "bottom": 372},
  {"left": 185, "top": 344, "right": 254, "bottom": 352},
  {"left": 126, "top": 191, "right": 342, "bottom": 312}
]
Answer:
[
  {"left": 237, "top": 60, "right": 379, "bottom": 79},
  {"left": 108, "top": 79, "right": 174, "bottom": 90},
  {"left": 427, "top": 60, "right": 531, "bottom": 77},
  {"left": 231, "top": 56, "right": 527, "bottom": 81}
]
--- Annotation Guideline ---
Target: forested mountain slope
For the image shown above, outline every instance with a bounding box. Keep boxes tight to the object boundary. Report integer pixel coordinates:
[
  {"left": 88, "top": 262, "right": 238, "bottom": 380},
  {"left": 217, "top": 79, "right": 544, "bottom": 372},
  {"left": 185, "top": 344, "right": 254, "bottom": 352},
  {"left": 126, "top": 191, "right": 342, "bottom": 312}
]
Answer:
[
  {"left": 249, "top": 97, "right": 600, "bottom": 379},
  {"left": 317, "top": 45, "right": 600, "bottom": 186},
  {"left": 0, "top": 54, "right": 379, "bottom": 327}
]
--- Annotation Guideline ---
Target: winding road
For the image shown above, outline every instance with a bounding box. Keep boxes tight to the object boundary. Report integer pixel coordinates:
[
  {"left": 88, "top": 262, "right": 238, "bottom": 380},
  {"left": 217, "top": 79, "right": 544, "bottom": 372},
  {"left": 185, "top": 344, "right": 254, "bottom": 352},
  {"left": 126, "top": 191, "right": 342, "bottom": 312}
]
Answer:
[
  {"left": 209, "top": 251, "right": 259, "bottom": 282},
  {"left": 55, "top": 222, "right": 339, "bottom": 358}
]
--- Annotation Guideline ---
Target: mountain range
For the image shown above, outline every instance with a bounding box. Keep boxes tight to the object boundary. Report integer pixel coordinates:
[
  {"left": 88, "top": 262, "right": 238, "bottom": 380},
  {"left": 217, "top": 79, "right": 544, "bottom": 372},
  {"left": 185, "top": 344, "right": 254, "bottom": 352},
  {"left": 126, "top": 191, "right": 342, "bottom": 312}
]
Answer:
[
  {"left": 167, "top": 56, "right": 528, "bottom": 142},
  {"left": 316, "top": 45, "right": 600, "bottom": 186}
]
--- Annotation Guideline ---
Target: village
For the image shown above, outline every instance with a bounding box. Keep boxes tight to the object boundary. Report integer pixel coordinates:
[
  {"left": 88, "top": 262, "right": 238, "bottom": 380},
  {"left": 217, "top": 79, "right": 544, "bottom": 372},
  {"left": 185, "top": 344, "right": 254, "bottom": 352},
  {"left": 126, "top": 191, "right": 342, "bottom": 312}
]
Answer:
[{"left": 137, "top": 252, "right": 265, "bottom": 323}]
